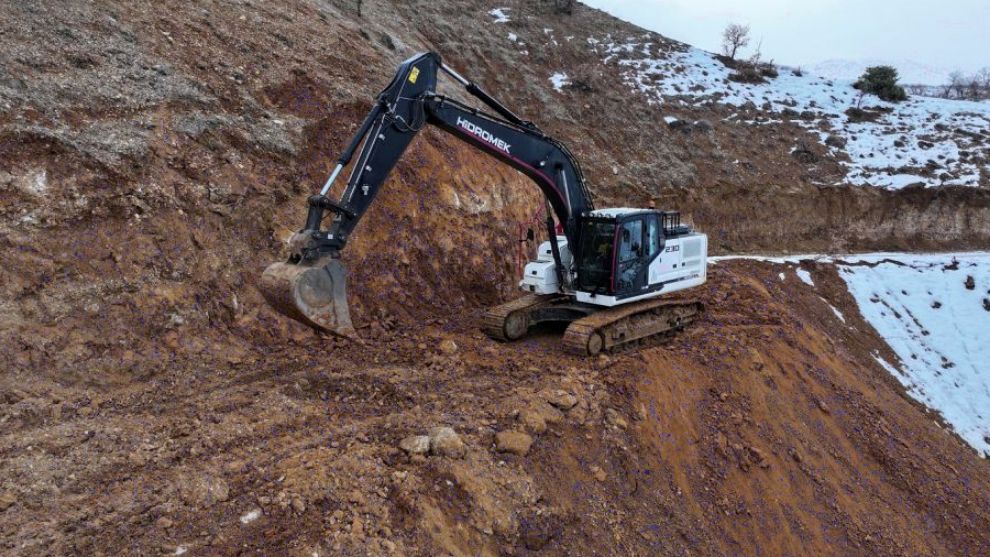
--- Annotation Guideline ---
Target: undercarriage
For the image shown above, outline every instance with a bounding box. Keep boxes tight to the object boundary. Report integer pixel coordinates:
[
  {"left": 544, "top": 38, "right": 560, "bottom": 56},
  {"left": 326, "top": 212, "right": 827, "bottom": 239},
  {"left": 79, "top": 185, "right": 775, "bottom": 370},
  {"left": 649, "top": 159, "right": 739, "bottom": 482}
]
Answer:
[{"left": 482, "top": 294, "right": 704, "bottom": 355}]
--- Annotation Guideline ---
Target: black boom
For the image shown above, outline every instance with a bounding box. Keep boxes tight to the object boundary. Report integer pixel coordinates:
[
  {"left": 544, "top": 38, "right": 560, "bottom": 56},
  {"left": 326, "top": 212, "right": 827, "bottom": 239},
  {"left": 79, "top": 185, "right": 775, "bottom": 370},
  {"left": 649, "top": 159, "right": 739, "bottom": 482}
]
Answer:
[{"left": 298, "top": 52, "right": 593, "bottom": 262}]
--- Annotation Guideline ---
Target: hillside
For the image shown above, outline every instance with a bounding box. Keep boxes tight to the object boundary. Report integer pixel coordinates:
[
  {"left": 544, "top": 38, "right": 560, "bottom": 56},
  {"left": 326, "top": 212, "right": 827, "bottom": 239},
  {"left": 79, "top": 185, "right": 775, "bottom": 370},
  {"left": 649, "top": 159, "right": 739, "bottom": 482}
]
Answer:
[{"left": 1, "top": 1, "right": 989, "bottom": 556}]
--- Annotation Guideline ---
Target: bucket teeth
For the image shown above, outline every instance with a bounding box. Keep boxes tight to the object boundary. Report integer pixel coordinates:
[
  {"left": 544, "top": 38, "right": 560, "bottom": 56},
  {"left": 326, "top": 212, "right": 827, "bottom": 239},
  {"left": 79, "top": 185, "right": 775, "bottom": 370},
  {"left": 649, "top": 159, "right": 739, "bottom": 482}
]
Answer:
[{"left": 259, "top": 259, "right": 355, "bottom": 337}]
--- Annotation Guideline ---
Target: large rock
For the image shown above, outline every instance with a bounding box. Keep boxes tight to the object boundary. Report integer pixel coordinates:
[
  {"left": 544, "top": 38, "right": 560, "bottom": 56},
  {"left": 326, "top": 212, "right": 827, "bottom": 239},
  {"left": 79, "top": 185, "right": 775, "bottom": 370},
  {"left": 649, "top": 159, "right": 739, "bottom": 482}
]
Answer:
[
  {"left": 543, "top": 389, "right": 578, "bottom": 411},
  {"left": 495, "top": 430, "right": 533, "bottom": 456},
  {"left": 429, "top": 427, "right": 465, "bottom": 458},
  {"left": 399, "top": 435, "right": 430, "bottom": 456}
]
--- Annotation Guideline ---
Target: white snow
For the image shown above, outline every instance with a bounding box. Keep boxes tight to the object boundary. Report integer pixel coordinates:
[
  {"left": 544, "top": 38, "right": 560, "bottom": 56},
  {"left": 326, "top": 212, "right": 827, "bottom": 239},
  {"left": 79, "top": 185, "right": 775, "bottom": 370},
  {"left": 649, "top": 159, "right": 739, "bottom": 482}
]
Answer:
[
  {"left": 663, "top": 115, "right": 679, "bottom": 124},
  {"left": 778, "top": 272, "right": 786, "bottom": 281},
  {"left": 795, "top": 268, "right": 815, "bottom": 286},
  {"left": 837, "top": 253, "right": 990, "bottom": 457},
  {"left": 585, "top": 38, "right": 990, "bottom": 190},
  {"left": 709, "top": 254, "right": 828, "bottom": 264},
  {"left": 488, "top": 7, "right": 510, "bottom": 23},
  {"left": 507, "top": 32, "right": 518, "bottom": 42},
  {"left": 549, "top": 72, "right": 570, "bottom": 92},
  {"left": 819, "top": 297, "right": 846, "bottom": 322}
]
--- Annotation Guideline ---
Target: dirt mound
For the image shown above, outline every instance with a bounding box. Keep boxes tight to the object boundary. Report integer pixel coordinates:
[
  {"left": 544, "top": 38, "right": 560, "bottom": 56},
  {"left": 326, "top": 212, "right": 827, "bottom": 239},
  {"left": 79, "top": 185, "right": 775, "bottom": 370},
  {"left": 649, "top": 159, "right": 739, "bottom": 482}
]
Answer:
[{"left": 2, "top": 1, "right": 990, "bottom": 556}]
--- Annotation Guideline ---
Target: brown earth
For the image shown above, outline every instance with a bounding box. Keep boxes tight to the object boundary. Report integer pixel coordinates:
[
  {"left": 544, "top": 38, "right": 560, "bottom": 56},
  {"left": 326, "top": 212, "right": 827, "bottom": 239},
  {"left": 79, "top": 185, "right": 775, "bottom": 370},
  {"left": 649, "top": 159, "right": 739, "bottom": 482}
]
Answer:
[{"left": 2, "top": 1, "right": 989, "bottom": 556}]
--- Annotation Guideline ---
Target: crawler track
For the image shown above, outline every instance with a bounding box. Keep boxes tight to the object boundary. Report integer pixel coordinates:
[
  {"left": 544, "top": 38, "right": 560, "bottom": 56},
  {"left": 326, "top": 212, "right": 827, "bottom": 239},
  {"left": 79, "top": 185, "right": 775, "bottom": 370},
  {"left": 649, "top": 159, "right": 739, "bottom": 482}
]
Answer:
[
  {"left": 482, "top": 294, "right": 569, "bottom": 341},
  {"left": 562, "top": 298, "right": 703, "bottom": 355},
  {"left": 483, "top": 294, "right": 702, "bottom": 355}
]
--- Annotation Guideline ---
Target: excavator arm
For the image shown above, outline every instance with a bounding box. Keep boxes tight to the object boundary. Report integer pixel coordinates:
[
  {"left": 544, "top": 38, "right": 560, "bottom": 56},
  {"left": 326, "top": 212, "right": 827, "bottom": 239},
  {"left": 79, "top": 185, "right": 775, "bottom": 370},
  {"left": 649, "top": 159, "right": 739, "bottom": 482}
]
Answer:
[
  {"left": 304, "top": 52, "right": 591, "bottom": 257},
  {"left": 261, "top": 52, "right": 593, "bottom": 335}
]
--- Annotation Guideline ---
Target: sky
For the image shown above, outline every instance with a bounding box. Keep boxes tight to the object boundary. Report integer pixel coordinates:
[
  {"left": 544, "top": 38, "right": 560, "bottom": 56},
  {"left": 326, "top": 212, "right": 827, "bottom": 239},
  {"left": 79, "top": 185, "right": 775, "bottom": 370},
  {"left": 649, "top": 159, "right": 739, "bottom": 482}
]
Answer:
[{"left": 581, "top": 0, "right": 988, "bottom": 75}]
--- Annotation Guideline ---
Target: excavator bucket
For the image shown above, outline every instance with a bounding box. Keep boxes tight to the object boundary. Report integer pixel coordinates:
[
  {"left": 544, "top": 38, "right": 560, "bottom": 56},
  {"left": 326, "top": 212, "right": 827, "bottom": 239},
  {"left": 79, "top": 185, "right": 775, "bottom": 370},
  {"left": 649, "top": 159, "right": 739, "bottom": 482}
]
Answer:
[{"left": 259, "top": 258, "right": 355, "bottom": 337}]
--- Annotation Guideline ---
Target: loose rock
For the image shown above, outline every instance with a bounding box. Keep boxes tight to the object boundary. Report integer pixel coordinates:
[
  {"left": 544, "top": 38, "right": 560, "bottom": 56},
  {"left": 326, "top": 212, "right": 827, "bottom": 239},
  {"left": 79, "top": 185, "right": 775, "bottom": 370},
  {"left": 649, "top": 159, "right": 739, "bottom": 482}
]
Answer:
[
  {"left": 176, "top": 473, "right": 230, "bottom": 508},
  {"left": 519, "top": 408, "right": 548, "bottom": 434},
  {"left": 544, "top": 389, "right": 578, "bottom": 411},
  {"left": 589, "top": 465, "right": 607, "bottom": 482},
  {"left": 495, "top": 430, "right": 533, "bottom": 456},
  {"left": 429, "top": 427, "right": 466, "bottom": 458},
  {"left": 438, "top": 339, "right": 458, "bottom": 355},
  {"left": 399, "top": 435, "right": 430, "bottom": 456}
]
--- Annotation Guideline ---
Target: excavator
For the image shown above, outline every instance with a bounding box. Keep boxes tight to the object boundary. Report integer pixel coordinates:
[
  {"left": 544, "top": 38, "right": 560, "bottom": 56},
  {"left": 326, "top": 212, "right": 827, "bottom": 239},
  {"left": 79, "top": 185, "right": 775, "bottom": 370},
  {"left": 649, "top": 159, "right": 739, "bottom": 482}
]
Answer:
[{"left": 260, "top": 52, "right": 708, "bottom": 355}]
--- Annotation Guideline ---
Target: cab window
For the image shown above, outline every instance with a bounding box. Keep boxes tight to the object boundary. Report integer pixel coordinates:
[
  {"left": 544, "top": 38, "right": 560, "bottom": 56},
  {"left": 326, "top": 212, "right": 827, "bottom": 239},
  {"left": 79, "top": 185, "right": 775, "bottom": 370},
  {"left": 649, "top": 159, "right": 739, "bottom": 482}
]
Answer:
[
  {"left": 647, "top": 215, "right": 661, "bottom": 257},
  {"left": 618, "top": 219, "right": 643, "bottom": 262}
]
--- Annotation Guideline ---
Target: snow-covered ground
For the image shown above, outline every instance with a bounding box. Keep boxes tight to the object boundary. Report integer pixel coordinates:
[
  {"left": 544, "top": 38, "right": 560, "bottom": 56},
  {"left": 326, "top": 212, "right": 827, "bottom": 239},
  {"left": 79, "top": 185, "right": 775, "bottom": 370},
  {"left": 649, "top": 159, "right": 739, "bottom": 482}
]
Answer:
[
  {"left": 715, "top": 253, "right": 990, "bottom": 457},
  {"left": 836, "top": 253, "right": 990, "bottom": 457},
  {"left": 809, "top": 58, "right": 953, "bottom": 86},
  {"left": 585, "top": 35, "right": 990, "bottom": 189}
]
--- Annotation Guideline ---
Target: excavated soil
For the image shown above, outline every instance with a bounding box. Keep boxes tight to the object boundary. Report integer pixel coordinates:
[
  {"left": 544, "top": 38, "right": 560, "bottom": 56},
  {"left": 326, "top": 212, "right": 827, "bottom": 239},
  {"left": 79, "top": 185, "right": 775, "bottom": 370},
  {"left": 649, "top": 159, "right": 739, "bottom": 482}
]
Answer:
[{"left": 2, "top": 1, "right": 990, "bottom": 556}]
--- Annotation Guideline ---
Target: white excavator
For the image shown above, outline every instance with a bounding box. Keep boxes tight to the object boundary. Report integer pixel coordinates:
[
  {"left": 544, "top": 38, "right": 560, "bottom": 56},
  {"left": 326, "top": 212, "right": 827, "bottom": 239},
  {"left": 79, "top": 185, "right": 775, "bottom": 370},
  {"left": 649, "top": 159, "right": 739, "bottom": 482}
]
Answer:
[{"left": 260, "top": 52, "right": 707, "bottom": 355}]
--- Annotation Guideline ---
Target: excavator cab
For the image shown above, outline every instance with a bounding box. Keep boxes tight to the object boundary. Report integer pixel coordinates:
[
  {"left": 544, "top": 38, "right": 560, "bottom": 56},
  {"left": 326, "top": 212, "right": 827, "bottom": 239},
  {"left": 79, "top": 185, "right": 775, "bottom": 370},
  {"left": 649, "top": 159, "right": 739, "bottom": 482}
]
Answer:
[{"left": 576, "top": 210, "right": 664, "bottom": 298}]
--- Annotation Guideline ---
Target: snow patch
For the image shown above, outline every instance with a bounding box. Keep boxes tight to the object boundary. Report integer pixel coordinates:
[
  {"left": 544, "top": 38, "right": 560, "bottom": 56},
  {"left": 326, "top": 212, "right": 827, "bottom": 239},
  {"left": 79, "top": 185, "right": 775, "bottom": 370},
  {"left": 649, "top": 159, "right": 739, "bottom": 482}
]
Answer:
[
  {"left": 549, "top": 72, "right": 570, "bottom": 92},
  {"left": 820, "top": 297, "right": 846, "bottom": 322},
  {"left": 838, "top": 253, "right": 990, "bottom": 457},
  {"left": 507, "top": 32, "right": 518, "bottom": 42},
  {"left": 796, "top": 269, "right": 815, "bottom": 286},
  {"left": 488, "top": 7, "right": 510, "bottom": 23}
]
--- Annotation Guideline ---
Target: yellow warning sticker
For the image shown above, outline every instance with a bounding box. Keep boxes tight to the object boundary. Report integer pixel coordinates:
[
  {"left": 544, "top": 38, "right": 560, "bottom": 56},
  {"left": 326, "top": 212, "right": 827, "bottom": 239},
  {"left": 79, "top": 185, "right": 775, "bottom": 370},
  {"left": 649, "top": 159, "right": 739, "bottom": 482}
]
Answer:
[{"left": 408, "top": 66, "right": 420, "bottom": 84}]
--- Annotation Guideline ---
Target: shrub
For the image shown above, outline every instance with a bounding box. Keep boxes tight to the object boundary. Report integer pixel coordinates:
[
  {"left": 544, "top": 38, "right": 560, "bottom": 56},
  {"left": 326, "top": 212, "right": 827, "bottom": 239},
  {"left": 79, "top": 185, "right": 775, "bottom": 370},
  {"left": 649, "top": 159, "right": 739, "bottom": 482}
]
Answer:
[
  {"left": 729, "top": 66, "right": 765, "bottom": 84},
  {"left": 854, "top": 66, "right": 907, "bottom": 102}
]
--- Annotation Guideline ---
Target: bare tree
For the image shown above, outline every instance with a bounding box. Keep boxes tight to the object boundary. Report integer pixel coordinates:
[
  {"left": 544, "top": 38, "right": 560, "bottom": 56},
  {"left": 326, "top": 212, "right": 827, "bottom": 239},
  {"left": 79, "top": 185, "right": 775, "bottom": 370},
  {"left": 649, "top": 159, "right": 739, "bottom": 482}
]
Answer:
[
  {"left": 967, "top": 77, "right": 982, "bottom": 100},
  {"left": 978, "top": 67, "right": 990, "bottom": 90},
  {"left": 747, "top": 38, "right": 763, "bottom": 65},
  {"left": 947, "top": 70, "right": 966, "bottom": 99},
  {"left": 721, "top": 23, "right": 750, "bottom": 60}
]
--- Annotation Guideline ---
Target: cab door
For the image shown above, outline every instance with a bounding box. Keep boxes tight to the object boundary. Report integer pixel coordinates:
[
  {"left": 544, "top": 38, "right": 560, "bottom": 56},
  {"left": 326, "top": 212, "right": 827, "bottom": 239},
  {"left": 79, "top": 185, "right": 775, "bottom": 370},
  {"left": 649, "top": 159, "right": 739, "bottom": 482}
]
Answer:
[
  {"left": 615, "top": 217, "right": 647, "bottom": 296},
  {"left": 615, "top": 214, "right": 665, "bottom": 297}
]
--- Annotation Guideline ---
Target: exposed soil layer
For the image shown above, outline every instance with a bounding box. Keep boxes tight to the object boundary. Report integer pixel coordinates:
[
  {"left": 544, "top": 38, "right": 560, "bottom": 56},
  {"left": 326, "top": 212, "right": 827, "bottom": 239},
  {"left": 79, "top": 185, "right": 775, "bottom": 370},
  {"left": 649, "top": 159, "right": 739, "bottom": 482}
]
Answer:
[{"left": 2, "top": 1, "right": 990, "bottom": 556}]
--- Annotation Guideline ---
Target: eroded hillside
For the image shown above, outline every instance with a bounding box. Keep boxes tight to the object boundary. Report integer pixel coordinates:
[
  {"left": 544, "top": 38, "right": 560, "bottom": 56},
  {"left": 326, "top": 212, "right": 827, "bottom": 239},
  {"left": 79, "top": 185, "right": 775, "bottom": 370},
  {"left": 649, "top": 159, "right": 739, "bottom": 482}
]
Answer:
[{"left": 2, "top": 1, "right": 989, "bottom": 556}]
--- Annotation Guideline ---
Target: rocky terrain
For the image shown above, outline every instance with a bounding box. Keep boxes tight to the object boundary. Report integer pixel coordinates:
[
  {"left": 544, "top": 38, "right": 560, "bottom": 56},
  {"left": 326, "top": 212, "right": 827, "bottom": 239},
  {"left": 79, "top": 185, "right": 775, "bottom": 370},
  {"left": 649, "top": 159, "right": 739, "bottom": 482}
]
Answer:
[{"left": 2, "top": 1, "right": 989, "bottom": 556}]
